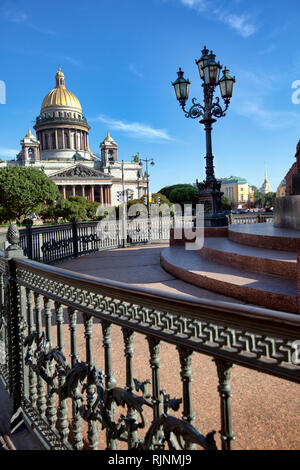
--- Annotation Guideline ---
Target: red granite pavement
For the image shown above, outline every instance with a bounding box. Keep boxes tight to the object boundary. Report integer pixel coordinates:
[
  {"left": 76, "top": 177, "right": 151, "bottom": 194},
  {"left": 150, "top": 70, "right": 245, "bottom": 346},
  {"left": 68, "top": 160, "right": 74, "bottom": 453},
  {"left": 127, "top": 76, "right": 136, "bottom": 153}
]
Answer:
[{"left": 59, "top": 244, "right": 300, "bottom": 450}]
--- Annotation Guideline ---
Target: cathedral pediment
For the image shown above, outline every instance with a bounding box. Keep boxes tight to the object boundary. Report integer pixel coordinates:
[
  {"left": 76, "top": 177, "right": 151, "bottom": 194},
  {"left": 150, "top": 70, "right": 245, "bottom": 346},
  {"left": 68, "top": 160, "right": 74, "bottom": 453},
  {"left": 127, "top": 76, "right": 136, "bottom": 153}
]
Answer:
[{"left": 50, "top": 164, "right": 110, "bottom": 179}]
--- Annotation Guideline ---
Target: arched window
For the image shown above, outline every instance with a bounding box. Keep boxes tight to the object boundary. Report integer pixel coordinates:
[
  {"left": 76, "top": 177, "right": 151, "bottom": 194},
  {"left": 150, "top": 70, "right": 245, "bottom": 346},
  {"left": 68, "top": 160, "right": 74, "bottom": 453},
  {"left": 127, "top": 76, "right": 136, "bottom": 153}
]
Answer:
[{"left": 28, "top": 148, "right": 34, "bottom": 160}]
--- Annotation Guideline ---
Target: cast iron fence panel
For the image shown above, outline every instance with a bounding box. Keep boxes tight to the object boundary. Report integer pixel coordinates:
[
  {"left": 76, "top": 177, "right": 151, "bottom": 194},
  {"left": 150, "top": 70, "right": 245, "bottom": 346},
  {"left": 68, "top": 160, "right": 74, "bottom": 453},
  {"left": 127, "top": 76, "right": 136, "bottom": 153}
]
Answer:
[
  {"left": 1, "top": 219, "right": 299, "bottom": 451},
  {"left": 0, "top": 255, "right": 8, "bottom": 387},
  {"left": 0, "top": 251, "right": 297, "bottom": 450},
  {"left": 230, "top": 214, "right": 274, "bottom": 225},
  {"left": 18, "top": 218, "right": 192, "bottom": 264}
]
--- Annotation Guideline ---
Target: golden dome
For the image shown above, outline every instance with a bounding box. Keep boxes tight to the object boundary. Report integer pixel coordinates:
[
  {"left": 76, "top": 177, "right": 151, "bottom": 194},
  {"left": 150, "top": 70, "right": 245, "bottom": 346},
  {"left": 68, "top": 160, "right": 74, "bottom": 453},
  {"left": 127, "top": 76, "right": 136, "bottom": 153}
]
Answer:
[
  {"left": 25, "top": 128, "right": 35, "bottom": 138},
  {"left": 104, "top": 131, "right": 114, "bottom": 142},
  {"left": 41, "top": 68, "right": 82, "bottom": 112}
]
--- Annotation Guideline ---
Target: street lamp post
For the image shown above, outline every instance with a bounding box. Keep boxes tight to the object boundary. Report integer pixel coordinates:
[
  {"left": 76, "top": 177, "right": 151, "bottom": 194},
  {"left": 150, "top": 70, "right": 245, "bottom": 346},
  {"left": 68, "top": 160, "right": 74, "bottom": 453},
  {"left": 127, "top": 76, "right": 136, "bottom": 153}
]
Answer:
[
  {"left": 139, "top": 157, "right": 155, "bottom": 240},
  {"left": 139, "top": 157, "right": 155, "bottom": 220},
  {"left": 172, "top": 46, "right": 235, "bottom": 227}
]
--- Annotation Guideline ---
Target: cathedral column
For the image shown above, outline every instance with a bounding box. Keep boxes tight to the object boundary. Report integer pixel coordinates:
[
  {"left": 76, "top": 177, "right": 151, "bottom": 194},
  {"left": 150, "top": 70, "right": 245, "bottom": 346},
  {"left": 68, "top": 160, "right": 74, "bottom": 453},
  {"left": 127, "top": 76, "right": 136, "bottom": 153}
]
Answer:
[
  {"left": 63, "top": 185, "right": 66, "bottom": 199},
  {"left": 82, "top": 186, "right": 85, "bottom": 198},
  {"left": 72, "top": 186, "right": 76, "bottom": 197},
  {"left": 68, "top": 129, "right": 72, "bottom": 149},
  {"left": 102, "top": 186, "right": 106, "bottom": 206},
  {"left": 108, "top": 187, "right": 112, "bottom": 205},
  {"left": 91, "top": 186, "right": 95, "bottom": 202},
  {"left": 62, "top": 129, "right": 65, "bottom": 149},
  {"left": 55, "top": 129, "right": 58, "bottom": 149}
]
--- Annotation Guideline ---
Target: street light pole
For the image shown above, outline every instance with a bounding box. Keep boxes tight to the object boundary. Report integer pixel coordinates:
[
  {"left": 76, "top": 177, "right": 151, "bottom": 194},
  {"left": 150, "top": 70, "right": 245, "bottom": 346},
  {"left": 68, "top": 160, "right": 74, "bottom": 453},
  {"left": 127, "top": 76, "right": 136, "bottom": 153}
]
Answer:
[
  {"left": 121, "top": 160, "right": 126, "bottom": 248},
  {"left": 172, "top": 47, "right": 236, "bottom": 227},
  {"left": 139, "top": 157, "right": 155, "bottom": 239}
]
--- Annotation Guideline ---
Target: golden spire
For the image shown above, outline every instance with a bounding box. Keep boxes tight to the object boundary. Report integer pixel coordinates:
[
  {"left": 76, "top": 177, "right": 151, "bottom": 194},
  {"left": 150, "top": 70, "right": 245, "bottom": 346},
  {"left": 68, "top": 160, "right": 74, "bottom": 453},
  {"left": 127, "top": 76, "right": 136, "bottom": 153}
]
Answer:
[
  {"left": 105, "top": 131, "right": 114, "bottom": 141},
  {"left": 25, "top": 129, "right": 34, "bottom": 138}
]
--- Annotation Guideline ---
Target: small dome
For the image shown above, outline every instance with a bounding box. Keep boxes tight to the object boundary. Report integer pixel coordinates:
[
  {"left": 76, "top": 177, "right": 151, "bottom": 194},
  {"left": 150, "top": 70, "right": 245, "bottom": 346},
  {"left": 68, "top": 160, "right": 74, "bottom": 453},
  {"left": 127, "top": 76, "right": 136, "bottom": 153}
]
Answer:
[
  {"left": 41, "top": 68, "right": 82, "bottom": 112},
  {"left": 25, "top": 128, "right": 35, "bottom": 138},
  {"left": 104, "top": 131, "right": 115, "bottom": 142}
]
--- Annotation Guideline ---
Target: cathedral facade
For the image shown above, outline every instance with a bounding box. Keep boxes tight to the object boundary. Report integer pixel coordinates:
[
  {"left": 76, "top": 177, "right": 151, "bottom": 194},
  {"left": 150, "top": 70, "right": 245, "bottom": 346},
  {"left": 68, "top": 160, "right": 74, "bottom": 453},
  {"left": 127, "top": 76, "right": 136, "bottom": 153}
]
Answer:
[{"left": 0, "top": 69, "right": 147, "bottom": 206}]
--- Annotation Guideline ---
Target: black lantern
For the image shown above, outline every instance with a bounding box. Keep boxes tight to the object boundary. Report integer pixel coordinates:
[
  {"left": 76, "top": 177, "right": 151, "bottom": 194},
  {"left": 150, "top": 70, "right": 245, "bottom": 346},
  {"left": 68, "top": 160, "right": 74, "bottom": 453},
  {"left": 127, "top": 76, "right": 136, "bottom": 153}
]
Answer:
[
  {"left": 202, "top": 51, "right": 222, "bottom": 86},
  {"left": 171, "top": 46, "right": 236, "bottom": 228},
  {"left": 172, "top": 68, "right": 190, "bottom": 106},
  {"left": 195, "top": 46, "right": 210, "bottom": 80},
  {"left": 219, "top": 67, "right": 235, "bottom": 100}
]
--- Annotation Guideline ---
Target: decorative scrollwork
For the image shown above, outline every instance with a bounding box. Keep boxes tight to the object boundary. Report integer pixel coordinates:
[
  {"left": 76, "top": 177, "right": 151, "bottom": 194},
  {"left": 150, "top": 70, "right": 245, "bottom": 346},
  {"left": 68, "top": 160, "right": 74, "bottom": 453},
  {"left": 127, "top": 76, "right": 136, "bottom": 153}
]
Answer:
[
  {"left": 24, "top": 332, "right": 218, "bottom": 450},
  {"left": 183, "top": 96, "right": 228, "bottom": 121},
  {"left": 183, "top": 98, "right": 205, "bottom": 120},
  {"left": 17, "top": 266, "right": 300, "bottom": 383},
  {"left": 41, "top": 238, "right": 73, "bottom": 254}
]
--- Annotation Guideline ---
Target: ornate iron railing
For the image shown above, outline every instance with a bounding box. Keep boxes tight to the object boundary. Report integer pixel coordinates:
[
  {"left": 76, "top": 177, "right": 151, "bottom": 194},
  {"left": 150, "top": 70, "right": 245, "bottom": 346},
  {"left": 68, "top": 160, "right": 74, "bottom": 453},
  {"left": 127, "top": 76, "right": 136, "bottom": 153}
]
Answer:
[
  {"left": 229, "top": 213, "right": 274, "bottom": 225},
  {"left": 0, "top": 224, "right": 299, "bottom": 451},
  {"left": 18, "top": 218, "right": 193, "bottom": 264},
  {"left": 16, "top": 215, "right": 274, "bottom": 265}
]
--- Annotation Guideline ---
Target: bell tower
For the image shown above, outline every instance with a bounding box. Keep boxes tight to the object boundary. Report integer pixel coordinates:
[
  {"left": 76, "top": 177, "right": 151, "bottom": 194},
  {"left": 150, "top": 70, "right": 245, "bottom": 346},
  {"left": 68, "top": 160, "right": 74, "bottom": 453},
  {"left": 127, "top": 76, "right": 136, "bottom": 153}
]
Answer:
[
  {"left": 17, "top": 129, "right": 40, "bottom": 164},
  {"left": 100, "top": 131, "right": 118, "bottom": 166}
]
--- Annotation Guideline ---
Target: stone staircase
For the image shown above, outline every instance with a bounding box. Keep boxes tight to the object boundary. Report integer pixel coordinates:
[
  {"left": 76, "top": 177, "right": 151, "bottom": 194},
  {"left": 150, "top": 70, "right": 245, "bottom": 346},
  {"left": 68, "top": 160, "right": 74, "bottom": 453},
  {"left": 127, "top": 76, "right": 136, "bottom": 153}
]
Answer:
[{"left": 161, "top": 223, "right": 300, "bottom": 314}]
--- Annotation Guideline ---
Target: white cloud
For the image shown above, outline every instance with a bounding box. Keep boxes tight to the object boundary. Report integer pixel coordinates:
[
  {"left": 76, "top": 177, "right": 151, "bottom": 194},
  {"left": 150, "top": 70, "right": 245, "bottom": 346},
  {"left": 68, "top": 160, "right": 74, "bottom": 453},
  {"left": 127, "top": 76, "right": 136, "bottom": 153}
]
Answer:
[
  {"left": 0, "top": 1, "right": 28, "bottom": 23},
  {"left": 129, "top": 64, "right": 143, "bottom": 78},
  {"left": 181, "top": 0, "right": 207, "bottom": 11},
  {"left": 0, "top": 1, "right": 56, "bottom": 34},
  {"left": 179, "top": 0, "right": 257, "bottom": 37},
  {"left": 235, "top": 100, "right": 300, "bottom": 130},
  {"left": 64, "top": 56, "right": 83, "bottom": 68},
  {"left": 90, "top": 115, "right": 174, "bottom": 141},
  {"left": 220, "top": 13, "right": 256, "bottom": 38},
  {"left": 0, "top": 148, "right": 18, "bottom": 159}
]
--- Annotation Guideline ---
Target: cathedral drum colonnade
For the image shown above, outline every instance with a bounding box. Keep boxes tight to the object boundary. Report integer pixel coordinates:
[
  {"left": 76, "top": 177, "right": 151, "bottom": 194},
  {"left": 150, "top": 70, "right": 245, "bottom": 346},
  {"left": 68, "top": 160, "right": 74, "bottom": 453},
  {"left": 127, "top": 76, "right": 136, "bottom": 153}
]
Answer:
[{"left": 1, "top": 68, "right": 147, "bottom": 206}]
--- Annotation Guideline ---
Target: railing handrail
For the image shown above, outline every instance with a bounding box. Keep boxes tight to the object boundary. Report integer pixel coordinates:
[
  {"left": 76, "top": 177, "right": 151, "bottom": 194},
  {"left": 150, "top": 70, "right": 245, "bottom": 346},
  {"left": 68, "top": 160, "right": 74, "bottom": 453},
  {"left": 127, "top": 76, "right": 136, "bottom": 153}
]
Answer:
[{"left": 14, "top": 257, "right": 300, "bottom": 336}]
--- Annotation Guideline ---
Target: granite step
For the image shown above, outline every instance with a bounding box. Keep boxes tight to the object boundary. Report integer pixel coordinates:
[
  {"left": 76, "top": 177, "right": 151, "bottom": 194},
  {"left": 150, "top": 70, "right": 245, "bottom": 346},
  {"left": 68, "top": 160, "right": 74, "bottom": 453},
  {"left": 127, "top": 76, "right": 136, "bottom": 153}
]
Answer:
[
  {"left": 161, "top": 246, "right": 298, "bottom": 313},
  {"left": 199, "top": 237, "right": 297, "bottom": 279},
  {"left": 228, "top": 223, "right": 300, "bottom": 252}
]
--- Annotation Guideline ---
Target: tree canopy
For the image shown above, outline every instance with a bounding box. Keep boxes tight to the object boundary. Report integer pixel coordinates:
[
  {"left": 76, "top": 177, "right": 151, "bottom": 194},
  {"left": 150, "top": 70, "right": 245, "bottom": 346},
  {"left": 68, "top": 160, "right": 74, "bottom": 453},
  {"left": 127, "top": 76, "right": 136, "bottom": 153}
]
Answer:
[
  {"left": 158, "top": 184, "right": 197, "bottom": 201},
  {"left": 41, "top": 196, "right": 100, "bottom": 223},
  {"left": 0, "top": 167, "right": 60, "bottom": 222},
  {"left": 251, "top": 186, "right": 276, "bottom": 209},
  {"left": 221, "top": 196, "right": 231, "bottom": 210},
  {"left": 168, "top": 186, "right": 198, "bottom": 207}
]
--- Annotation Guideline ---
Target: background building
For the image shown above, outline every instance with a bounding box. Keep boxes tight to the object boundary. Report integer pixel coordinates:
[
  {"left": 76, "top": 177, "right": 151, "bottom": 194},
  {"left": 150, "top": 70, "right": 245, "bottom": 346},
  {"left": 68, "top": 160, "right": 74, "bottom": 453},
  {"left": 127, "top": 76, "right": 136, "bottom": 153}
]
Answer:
[
  {"left": 260, "top": 168, "right": 273, "bottom": 194},
  {"left": 276, "top": 179, "right": 286, "bottom": 198},
  {"left": 0, "top": 69, "right": 147, "bottom": 207},
  {"left": 218, "top": 176, "right": 254, "bottom": 209}
]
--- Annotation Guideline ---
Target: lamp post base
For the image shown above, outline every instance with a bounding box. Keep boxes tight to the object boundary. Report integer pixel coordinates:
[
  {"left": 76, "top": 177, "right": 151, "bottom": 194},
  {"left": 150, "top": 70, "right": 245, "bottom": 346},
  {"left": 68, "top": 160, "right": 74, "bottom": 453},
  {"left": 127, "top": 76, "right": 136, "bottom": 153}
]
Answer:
[
  {"left": 203, "top": 213, "right": 228, "bottom": 227},
  {"left": 196, "top": 178, "right": 228, "bottom": 227}
]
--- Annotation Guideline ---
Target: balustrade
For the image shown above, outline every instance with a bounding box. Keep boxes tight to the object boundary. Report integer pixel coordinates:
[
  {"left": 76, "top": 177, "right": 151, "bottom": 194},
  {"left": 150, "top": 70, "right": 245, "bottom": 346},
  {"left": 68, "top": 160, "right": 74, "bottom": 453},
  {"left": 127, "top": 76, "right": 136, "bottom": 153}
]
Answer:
[{"left": 0, "top": 220, "right": 299, "bottom": 451}]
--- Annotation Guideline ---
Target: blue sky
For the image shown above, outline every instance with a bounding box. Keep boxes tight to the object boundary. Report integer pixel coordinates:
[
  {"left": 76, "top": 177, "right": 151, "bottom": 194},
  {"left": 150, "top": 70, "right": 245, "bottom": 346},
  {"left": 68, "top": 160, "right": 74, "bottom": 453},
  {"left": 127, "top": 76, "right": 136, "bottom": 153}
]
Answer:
[{"left": 1, "top": 0, "right": 300, "bottom": 193}]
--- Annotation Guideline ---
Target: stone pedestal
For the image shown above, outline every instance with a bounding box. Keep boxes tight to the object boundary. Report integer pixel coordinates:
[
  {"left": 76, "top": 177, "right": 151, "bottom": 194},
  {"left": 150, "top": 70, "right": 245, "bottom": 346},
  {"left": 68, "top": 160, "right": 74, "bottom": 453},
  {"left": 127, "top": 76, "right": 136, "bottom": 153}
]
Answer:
[{"left": 274, "top": 196, "right": 300, "bottom": 230}]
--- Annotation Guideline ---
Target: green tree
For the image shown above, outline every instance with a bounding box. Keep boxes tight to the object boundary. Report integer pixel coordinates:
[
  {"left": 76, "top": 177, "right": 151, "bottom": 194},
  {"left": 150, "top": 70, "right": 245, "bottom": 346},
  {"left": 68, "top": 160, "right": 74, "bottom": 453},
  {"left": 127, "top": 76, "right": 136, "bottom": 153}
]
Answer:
[
  {"left": 264, "top": 192, "right": 276, "bottom": 210},
  {"left": 168, "top": 186, "right": 198, "bottom": 207},
  {"left": 151, "top": 192, "right": 170, "bottom": 205},
  {"left": 68, "top": 196, "right": 99, "bottom": 220},
  {"left": 158, "top": 184, "right": 196, "bottom": 201},
  {"left": 221, "top": 196, "right": 231, "bottom": 211},
  {"left": 0, "top": 167, "right": 60, "bottom": 222}
]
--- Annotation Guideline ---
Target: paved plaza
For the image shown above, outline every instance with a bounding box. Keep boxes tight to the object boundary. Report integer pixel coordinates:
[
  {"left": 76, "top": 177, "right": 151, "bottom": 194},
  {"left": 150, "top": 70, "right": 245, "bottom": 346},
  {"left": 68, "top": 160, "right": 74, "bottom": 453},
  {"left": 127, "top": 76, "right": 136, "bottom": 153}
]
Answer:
[{"left": 58, "top": 243, "right": 300, "bottom": 450}]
